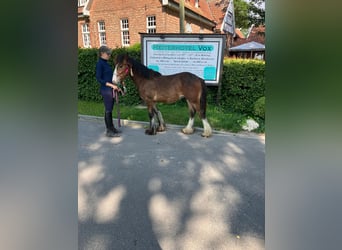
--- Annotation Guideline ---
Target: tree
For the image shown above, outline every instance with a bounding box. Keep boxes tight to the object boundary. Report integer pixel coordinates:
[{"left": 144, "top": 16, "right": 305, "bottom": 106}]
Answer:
[
  {"left": 213, "top": 0, "right": 265, "bottom": 29},
  {"left": 215, "top": 0, "right": 249, "bottom": 29},
  {"left": 248, "top": 0, "right": 265, "bottom": 26}
]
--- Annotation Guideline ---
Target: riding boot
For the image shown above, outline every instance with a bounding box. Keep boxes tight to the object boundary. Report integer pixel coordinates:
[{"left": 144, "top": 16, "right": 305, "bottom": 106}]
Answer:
[{"left": 104, "top": 111, "right": 120, "bottom": 137}]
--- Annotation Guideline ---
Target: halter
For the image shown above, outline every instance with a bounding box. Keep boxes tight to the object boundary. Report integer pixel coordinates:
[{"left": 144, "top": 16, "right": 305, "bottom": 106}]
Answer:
[
  {"left": 125, "top": 64, "right": 133, "bottom": 77},
  {"left": 116, "top": 63, "right": 131, "bottom": 79}
]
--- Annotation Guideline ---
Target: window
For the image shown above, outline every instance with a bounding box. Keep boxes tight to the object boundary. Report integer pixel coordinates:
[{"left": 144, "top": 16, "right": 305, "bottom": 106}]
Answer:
[
  {"left": 98, "top": 21, "right": 107, "bottom": 46},
  {"left": 78, "top": 0, "right": 87, "bottom": 7},
  {"left": 185, "top": 22, "right": 192, "bottom": 33},
  {"left": 120, "top": 19, "right": 130, "bottom": 47},
  {"left": 81, "top": 23, "right": 91, "bottom": 48},
  {"left": 147, "top": 16, "right": 156, "bottom": 33}
]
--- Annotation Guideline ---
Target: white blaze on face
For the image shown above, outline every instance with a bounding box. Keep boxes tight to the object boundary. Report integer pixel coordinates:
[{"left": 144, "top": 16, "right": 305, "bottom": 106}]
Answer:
[{"left": 112, "top": 65, "right": 119, "bottom": 84}]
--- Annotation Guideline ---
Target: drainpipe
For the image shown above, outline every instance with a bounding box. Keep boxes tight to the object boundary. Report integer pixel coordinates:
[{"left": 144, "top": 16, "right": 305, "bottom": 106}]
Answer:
[{"left": 179, "top": 0, "right": 185, "bottom": 33}]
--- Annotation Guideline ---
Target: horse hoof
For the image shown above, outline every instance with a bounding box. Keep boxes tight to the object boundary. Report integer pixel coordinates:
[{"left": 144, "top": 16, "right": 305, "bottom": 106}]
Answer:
[
  {"left": 157, "top": 126, "right": 166, "bottom": 132},
  {"left": 201, "top": 132, "right": 212, "bottom": 138},
  {"left": 145, "top": 129, "right": 157, "bottom": 135},
  {"left": 182, "top": 128, "right": 194, "bottom": 134}
]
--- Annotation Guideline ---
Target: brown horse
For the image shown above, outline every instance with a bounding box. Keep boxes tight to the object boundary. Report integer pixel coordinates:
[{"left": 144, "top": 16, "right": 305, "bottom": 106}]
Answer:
[{"left": 112, "top": 54, "right": 212, "bottom": 137}]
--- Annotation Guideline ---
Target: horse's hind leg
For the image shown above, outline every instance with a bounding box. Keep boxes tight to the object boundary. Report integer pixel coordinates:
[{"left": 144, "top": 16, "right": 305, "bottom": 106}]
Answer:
[
  {"left": 182, "top": 100, "right": 196, "bottom": 134},
  {"left": 186, "top": 94, "right": 212, "bottom": 137},
  {"left": 201, "top": 118, "right": 212, "bottom": 137},
  {"left": 197, "top": 104, "right": 212, "bottom": 137},
  {"left": 198, "top": 95, "right": 212, "bottom": 138}
]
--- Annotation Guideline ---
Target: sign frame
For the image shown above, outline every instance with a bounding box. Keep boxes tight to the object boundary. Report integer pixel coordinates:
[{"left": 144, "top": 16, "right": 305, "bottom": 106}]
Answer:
[{"left": 140, "top": 33, "right": 226, "bottom": 86}]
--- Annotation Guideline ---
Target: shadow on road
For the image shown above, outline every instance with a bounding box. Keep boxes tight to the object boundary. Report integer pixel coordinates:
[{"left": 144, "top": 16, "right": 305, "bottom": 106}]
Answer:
[{"left": 78, "top": 117, "right": 265, "bottom": 249}]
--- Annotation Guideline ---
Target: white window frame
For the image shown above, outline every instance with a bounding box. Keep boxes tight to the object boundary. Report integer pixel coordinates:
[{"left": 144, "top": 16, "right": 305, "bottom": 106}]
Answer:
[
  {"left": 98, "top": 21, "right": 107, "bottom": 46},
  {"left": 185, "top": 22, "right": 192, "bottom": 33},
  {"left": 81, "top": 23, "right": 91, "bottom": 48},
  {"left": 78, "top": 0, "right": 87, "bottom": 7},
  {"left": 120, "top": 19, "right": 130, "bottom": 47},
  {"left": 146, "top": 15, "right": 156, "bottom": 34}
]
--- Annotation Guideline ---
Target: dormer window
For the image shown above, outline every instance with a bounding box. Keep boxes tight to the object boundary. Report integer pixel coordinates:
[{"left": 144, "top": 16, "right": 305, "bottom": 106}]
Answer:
[{"left": 78, "top": 0, "right": 87, "bottom": 7}]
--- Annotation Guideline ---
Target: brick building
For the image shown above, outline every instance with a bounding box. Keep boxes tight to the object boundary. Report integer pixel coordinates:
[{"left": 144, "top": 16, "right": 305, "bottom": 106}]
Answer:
[{"left": 78, "top": 0, "right": 220, "bottom": 49}]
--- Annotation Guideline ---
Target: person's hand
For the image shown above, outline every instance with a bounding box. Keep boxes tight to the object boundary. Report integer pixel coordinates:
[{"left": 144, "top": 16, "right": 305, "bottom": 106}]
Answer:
[
  {"left": 113, "top": 84, "right": 123, "bottom": 94},
  {"left": 108, "top": 83, "right": 124, "bottom": 95},
  {"left": 110, "top": 83, "right": 119, "bottom": 91}
]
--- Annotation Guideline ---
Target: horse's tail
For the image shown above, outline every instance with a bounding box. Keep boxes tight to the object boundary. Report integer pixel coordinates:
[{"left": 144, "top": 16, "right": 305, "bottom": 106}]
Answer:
[{"left": 199, "top": 78, "right": 207, "bottom": 119}]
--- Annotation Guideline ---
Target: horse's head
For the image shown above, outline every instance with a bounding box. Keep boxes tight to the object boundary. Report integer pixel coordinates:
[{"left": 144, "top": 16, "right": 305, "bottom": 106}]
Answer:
[{"left": 112, "top": 54, "right": 132, "bottom": 84}]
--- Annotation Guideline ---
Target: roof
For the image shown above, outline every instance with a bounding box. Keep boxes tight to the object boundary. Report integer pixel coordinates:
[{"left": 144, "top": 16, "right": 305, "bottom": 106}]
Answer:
[
  {"left": 207, "top": 0, "right": 224, "bottom": 27},
  {"left": 229, "top": 41, "right": 265, "bottom": 51},
  {"left": 172, "top": 0, "right": 215, "bottom": 22},
  {"left": 235, "top": 29, "right": 245, "bottom": 39},
  {"left": 232, "top": 25, "right": 265, "bottom": 47}
]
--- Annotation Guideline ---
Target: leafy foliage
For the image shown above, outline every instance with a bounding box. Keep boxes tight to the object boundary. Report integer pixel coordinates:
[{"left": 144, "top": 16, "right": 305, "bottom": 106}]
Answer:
[
  {"left": 213, "top": 0, "right": 265, "bottom": 29},
  {"left": 78, "top": 48, "right": 100, "bottom": 101},
  {"left": 253, "top": 96, "right": 265, "bottom": 119},
  {"left": 218, "top": 58, "right": 265, "bottom": 115},
  {"left": 215, "top": 0, "right": 250, "bottom": 29},
  {"left": 248, "top": 0, "right": 265, "bottom": 26}
]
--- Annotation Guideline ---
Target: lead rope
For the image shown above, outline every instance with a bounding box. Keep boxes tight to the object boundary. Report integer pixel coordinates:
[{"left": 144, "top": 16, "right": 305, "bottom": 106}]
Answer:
[
  {"left": 113, "top": 89, "right": 121, "bottom": 127},
  {"left": 113, "top": 66, "right": 129, "bottom": 128}
]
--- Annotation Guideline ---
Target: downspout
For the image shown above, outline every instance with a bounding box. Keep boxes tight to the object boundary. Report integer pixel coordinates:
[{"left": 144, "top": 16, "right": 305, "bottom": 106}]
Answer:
[{"left": 179, "top": 0, "right": 185, "bottom": 33}]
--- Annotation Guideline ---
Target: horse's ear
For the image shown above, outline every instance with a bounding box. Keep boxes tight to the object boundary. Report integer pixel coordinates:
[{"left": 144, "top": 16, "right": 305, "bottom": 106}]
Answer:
[
  {"left": 125, "top": 53, "right": 132, "bottom": 67},
  {"left": 114, "top": 54, "right": 119, "bottom": 64},
  {"left": 114, "top": 53, "right": 126, "bottom": 64}
]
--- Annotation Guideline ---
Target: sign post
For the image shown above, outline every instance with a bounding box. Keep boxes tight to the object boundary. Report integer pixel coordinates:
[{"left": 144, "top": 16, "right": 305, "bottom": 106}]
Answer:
[{"left": 140, "top": 33, "right": 226, "bottom": 86}]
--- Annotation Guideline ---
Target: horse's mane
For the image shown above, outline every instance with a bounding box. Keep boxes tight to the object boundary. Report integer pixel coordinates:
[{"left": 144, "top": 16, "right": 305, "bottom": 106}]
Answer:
[{"left": 128, "top": 57, "right": 162, "bottom": 79}]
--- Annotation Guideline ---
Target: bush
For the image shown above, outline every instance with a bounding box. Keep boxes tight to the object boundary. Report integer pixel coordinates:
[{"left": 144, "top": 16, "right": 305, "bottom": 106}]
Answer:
[
  {"left": 219, "top": 58, "right": 265, "bottom": 115},
  {"left": 78, "top": 48, "right": 101, "bottom": 102},
  {"left": 253, "top": 96, "right": 265, "bottom": 119}
]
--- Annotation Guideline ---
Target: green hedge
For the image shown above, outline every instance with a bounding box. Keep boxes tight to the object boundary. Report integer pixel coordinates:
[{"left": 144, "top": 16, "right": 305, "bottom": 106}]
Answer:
[
  {"left": 254, "top": 96, "right": 265, "bottom": 119},
  {"left": 78, "top": 46, "right": 265, "bottom": 116},
  {"left": 220, "top": 58, "right": 265, "bottom": 115}
]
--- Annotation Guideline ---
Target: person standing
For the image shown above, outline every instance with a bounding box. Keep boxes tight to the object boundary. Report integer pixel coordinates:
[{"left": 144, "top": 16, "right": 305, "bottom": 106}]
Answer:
[{"left": 95, "top": 46, "right": 122, "bottom": 137}]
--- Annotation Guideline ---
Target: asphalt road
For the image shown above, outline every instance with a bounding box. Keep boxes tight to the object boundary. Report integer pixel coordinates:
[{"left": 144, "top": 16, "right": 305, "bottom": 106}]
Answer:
[{"left": 78, "top": 115, "right": 265, "bottom": 250}]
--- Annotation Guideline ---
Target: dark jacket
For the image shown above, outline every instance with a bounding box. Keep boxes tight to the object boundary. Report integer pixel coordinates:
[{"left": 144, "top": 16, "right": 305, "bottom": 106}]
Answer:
[{"left": 95, "top": 58, "right": 113, "bottom": 91}]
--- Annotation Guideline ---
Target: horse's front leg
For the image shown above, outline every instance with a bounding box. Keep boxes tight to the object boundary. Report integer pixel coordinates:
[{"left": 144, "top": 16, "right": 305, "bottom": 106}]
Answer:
[
  {"left": 145, "top": 104, "right": 157, "bottom": 135},
  {"left": 153, "top": 105, "right": 166, "bottom": 132}
]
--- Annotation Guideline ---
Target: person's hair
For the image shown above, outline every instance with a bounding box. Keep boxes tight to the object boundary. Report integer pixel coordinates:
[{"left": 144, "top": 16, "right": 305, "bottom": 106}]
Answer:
[{"left": 98, "top": 45, "right": 111, "bottom": 57}]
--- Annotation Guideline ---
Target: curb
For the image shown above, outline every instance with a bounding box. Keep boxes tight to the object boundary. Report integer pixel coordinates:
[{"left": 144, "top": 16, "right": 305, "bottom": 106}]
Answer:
[{"left": 78, "top": 114, "right": 265, "bottom": 140}]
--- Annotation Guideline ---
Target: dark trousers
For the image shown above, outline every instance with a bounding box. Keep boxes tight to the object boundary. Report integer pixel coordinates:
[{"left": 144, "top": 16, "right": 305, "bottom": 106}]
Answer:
[{"left": 100, "top": 89, "right": 114, "bottom": 112}]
